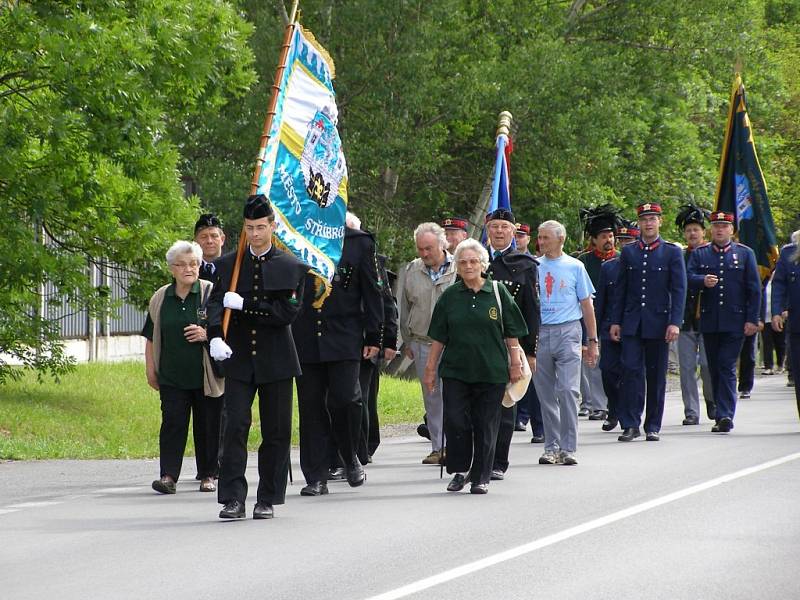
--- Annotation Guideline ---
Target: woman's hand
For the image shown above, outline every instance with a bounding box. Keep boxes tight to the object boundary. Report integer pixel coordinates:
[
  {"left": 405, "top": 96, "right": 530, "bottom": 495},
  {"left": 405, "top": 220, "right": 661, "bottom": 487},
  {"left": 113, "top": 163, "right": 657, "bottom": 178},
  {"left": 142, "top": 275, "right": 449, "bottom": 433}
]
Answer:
[
  {"left": 423, "top": 366, "right": 437, "bottom": 393},
  {"left": 509, "top": 361, "right": 523, "bottom": 384},
  {"left": 146, "top": 369, "right": 159, "bottom": 391},
  {"left": 184, "top": 324, "right": 207, "bottom": 343}
]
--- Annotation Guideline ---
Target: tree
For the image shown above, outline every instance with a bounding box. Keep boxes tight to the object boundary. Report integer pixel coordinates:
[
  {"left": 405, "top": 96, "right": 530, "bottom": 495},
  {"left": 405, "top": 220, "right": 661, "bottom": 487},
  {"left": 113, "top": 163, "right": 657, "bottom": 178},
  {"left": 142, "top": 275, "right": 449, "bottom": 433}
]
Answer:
[{"left": 0, "top": 0, "right": 255, "bottom": 381}]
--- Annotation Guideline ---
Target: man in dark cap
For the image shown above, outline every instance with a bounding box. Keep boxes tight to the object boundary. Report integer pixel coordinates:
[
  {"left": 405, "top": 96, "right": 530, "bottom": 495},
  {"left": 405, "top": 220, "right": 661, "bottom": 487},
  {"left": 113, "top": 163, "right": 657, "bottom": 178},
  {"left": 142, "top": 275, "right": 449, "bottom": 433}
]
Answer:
[
  {"left": 292, "top": 211, "right": 383, "bottom": 496},
  {"left": 515, "top": 223, "right": 533, "bottom": 256},
  {"left": 442, "top": 217, "right": 469, "bottom": 254},
  {"left": 610, "top": 202, "right": 686, "bottom": 442},
  {"left": 687, "top": 211, "right": 761, "bottom": 433},
  {"left": 207, "top": 194, "right": 309, "bottom": 520},
  {"left": 194, "top": 213, "right": 226, "bottom": 283},
  {"left": 485, "top": 208, "right": 539, "bottom": 479},
  {"left": 594, "top": 221, "right": 639, "bottom": 433},
  {"left": 675, "top": 204, "right": 714, "bottom": 425},
  {"left": 578, "top": 205, "right": 621, "bottom": 421}
]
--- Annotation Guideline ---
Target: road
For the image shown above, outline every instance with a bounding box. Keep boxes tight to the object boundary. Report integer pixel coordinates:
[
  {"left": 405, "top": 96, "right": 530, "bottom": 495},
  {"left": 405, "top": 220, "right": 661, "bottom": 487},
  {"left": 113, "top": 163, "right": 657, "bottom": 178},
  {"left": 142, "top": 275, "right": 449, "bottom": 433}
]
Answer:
[{"left": 2, "top": 374, "right": 799, "bottom": 600}]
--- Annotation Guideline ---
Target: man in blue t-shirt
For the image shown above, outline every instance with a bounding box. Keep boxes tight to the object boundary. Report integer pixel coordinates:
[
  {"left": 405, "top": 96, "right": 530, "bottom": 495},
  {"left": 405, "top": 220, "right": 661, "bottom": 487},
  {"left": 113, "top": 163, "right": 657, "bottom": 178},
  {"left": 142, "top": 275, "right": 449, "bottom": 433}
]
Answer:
[{"left": 533, "top": 220, "right": 598, "bottom": 466}]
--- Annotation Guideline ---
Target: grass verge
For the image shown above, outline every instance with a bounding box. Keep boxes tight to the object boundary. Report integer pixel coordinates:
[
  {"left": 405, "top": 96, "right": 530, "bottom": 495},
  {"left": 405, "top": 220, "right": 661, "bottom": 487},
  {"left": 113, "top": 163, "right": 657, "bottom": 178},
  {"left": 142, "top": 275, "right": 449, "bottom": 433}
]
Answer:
[{"left": 0, "top": 361, "right": 422, "bottom": 460}]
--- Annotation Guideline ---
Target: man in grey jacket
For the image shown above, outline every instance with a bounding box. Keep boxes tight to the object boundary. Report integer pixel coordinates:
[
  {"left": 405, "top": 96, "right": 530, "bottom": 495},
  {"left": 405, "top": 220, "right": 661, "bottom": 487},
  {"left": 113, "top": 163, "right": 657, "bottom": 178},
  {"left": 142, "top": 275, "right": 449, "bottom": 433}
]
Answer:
[{"left": 398, "top": 222, "right": 458, "bottom": 465}]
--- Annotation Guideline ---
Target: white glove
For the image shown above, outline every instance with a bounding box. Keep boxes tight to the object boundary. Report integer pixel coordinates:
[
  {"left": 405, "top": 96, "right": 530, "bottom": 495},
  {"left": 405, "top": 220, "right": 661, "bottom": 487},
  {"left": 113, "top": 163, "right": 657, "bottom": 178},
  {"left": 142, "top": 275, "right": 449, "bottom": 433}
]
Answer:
[
  {"left": 223, "top": 291, "right": 244, "bottom": 311},
  {"left": 209, "top": 337, "right": 233, "bottom": 361}
]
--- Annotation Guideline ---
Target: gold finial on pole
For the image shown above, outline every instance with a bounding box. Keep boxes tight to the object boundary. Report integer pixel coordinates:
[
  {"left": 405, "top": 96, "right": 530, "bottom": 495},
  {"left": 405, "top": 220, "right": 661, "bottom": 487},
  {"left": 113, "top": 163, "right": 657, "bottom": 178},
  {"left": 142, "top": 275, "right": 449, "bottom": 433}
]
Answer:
[
  {"left": 496, "top": 110, "right": 513, "bottom": 138},
  {"left": 289, "top": 0, "right": 300, "bottom": 24}
]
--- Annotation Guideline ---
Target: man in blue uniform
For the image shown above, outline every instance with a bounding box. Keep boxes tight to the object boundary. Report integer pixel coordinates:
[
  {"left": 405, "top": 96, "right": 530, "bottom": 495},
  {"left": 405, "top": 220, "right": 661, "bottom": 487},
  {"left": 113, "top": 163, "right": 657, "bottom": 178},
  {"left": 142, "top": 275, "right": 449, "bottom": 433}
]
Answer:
[
  {"left": 610, "top": 203, "right": 686, "bottom": 442},
  {"left": 594, "top": 221, "right": 638, "bottom": 432},
  {"left": 770, "top": 234, "right": 800, "bottom": 419},
  {"left": 674, "top": 204, "right": 715, "bottom": 426},
  {"left": 687, "top": 211, "right": 761, "bottom": 433}
]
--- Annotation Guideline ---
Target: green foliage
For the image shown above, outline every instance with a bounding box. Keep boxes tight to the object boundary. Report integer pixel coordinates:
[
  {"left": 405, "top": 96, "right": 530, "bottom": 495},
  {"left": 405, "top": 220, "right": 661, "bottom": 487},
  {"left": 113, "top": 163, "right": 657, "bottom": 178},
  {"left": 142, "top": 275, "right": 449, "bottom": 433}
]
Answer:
[
  {"left": 0, "top": 361, "right": 422, "bottom": 459},
  {"left": 0, "top": 1, "right": 256, "bottom": 380},
  {"left": 186, "top": 0, "right": 800, "bottom": 264}
]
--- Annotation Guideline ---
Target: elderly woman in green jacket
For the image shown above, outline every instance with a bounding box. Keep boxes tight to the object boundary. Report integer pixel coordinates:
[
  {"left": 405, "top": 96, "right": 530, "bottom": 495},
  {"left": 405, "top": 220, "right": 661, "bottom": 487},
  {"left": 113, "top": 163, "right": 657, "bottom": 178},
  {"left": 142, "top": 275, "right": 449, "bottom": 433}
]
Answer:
[
  {"left": 142, "top": 240, "right": 224, "bottom": 494},
  {"left": 423, "top": 238, "right": 528, "bottom": 494}
]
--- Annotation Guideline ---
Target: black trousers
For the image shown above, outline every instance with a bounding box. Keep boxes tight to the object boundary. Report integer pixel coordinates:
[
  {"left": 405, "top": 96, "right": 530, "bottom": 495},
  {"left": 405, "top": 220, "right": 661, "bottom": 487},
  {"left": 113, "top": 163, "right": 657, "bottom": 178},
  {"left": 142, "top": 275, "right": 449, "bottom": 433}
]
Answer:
[
  {"left": 788, "top": 333, "right": 800, "bottom": 419},
  {"left": 600, "top": 339, "right": 623, "bottom": 421},
  {"left": 492, "top": 405, "right": 515, "bottom": 472},
  {"left": 738, "top": 332, "right": 757, "bottom": 392},
  {"left": 442, "top": 378, "right": 504, "bottom": 485},
  {"left": 297, "top": 360, "right": 363, "bottom": 484},
  {"left": 762, "top": 327, "right": 786, "bottom": 370},
  {"left": 217, "top": 377, "right": 293, "bottom": 506},
  {"left": 158, "top": 385, "right": 222, "bottom": 481},
  {"left": 359, "top": 358, "right": 382, "bottom": 458}
]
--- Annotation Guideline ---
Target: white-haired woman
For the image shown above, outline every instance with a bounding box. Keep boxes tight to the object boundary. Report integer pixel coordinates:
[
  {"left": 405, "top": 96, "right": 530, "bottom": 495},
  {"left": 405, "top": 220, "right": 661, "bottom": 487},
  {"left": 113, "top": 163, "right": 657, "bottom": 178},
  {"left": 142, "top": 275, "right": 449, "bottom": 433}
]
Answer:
[
  {"left": 423, "top": 238, "right": 528, "bottom": 494},
  {"left": 142, "top": 241, "right": 224, "bottom": 494}
]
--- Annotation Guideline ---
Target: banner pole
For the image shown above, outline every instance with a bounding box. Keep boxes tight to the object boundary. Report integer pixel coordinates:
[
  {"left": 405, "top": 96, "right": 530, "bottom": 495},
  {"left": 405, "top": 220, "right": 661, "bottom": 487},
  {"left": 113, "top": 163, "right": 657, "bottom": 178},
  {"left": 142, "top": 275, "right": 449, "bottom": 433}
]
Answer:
[{"left": 222, "top": 1, "right": 300, "bottom": 337}]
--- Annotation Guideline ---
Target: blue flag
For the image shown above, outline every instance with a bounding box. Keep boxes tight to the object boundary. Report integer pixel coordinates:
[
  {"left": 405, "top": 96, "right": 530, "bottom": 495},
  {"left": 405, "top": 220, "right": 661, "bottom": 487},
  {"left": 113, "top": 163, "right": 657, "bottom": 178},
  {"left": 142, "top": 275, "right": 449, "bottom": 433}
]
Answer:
[
  {"left": 714, "top": 74, "right": 778, "bottom": 280},
  {"left": 256, "top": 25, "right": 347, "bottom": 290},
  {"left": 483, "top": 132, "right": 514, "bottom": 246}
]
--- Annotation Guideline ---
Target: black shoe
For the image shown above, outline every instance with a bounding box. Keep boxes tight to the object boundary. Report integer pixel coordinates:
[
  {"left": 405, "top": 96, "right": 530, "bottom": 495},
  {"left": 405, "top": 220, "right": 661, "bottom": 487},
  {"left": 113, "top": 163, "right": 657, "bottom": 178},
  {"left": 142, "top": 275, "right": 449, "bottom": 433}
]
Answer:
[
  {"left": 327, "top": 467, "right": 346, "bottom": 481},
  {"left": 717, "top": 417, "right": 733, "bottom": 433},
  {"left": 618, "top": 427, "right": 641, "bottom": 442},
  {"left": 300, "top": 481, "right": 329, "bottom": 496},
  {"left": 346, "top": 461, "right": 366, "bottom": 487},
  {"left": 530, "top": 434, "right": 545, "bottom": 443},
  {"left": 682, "top": 416, "right": 699, "bottom": 426},
  {"left": 711, "top": 422, "right": 720, "bottom": 433},
  {"left": 490, "top": 469, "right": 505, "bottom": 481},
  {"left": 219, "top": 500, "right": 245, "bottom": 519},
  {"left": 646, "top": 431, "right": 660, "bottom": 442},
  {"left": 578, "top": 407, "right": 590, "bottom": 417},
  {"left": 417, "top": 423, "right": 431, "bottom": 440},
  {"left": 739, "top": 391, "right": 751, "bottom": 399},
  {"left": 152, "top": 477, "right": 176, "bottom": 495},
  {"left": 514, "top": 421, "right": 527, "bottom": 432},
  {"left": 447, "top": 473, "right": 466, "bottom": 492},
  {"left": 470, "top": 482, "right": 489, "bottom": 494},
  {"left": 588, "top": 410, "right": 607, "bottom": 421},
  {"left": 601, "top": 418, "right": 618, "bottom": 432},
  {"left": 253, "top": 503, "right": 274, "bottom": 520}
]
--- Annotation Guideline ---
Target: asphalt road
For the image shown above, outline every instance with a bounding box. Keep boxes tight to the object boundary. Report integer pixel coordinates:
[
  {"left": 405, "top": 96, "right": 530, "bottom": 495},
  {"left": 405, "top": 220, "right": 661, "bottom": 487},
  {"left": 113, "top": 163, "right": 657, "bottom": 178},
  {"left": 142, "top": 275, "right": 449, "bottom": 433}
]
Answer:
[{"left": 2, "top": 374, "right": 799, "bottom": 600}]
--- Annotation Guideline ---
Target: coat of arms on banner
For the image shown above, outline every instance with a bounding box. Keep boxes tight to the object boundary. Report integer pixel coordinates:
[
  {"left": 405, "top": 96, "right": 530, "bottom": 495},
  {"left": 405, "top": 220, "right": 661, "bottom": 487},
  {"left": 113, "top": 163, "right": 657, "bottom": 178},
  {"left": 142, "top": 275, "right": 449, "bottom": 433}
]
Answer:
[{"left": 301, "top": 107, "right": 346, "bottom": 209}]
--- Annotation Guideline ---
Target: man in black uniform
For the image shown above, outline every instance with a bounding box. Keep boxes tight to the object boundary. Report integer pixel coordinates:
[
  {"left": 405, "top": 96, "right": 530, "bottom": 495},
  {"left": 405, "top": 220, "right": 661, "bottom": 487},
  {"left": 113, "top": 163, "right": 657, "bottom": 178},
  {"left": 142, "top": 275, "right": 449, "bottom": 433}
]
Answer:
[
  {"left": 485, "top": 208, "right": 540, "bottom": 480},
  {"left": 194, "top": 213, "right": 225, "bottom": 482},
  {"left": 207, "top": 195, "right": 309, "bottom": 520},
  {"left": 293, "top": 212, "right": 384, "bottom": 496}
]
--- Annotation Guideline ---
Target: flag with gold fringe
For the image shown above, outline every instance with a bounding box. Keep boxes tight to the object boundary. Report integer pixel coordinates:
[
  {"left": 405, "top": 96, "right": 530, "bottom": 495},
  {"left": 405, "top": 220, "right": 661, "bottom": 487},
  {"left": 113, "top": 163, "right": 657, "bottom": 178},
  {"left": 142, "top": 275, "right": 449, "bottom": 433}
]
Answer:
[
  {"left": 256, "top": 24, "right": 348, "bottom": 298},
  {"left": 714, "top": 74, "right": 778, "bottom": 280}
]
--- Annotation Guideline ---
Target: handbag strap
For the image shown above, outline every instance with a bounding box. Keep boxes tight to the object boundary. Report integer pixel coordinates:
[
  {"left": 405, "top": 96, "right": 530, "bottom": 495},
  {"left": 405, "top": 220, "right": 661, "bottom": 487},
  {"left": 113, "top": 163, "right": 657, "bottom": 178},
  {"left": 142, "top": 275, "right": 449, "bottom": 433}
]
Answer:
[{"left": 492, "top": 280, "right": 504, "bottom": 335}]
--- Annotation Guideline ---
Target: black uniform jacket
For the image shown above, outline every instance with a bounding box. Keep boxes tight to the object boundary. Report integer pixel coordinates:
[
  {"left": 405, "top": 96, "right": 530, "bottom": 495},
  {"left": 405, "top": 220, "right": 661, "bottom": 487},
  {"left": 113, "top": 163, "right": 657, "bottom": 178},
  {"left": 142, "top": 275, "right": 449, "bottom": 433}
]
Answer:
[
  {"left": 487, "top": 249, "right": 540, "bottom": 356},
  {"left": 293, "top": 227, "right": 384, "bottom": 364},
  {"left": 207, "top": 246, "right": 309, "bottom": 384},
  {"left": 377, "top": 254, "right": 399, "bottom": 353}
]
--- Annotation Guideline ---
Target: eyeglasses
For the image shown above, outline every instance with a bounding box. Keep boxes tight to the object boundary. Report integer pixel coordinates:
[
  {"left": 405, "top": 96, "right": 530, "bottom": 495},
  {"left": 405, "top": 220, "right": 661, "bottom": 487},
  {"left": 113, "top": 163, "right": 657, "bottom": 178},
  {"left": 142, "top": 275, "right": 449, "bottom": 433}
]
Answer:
[
  {"left": 171, "top": 262, "right": 200, "bottom": 270},
  {"left": 457, "top": 258, "right": 482, "bottom": 266}
]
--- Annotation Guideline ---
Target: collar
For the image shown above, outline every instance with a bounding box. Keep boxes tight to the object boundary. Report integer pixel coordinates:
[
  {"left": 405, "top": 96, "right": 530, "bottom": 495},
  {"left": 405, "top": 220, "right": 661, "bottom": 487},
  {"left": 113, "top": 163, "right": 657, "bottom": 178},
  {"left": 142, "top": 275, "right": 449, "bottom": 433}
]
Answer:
[
  {"left": 201, "top": 260, "right": 215, "bottom": 271},
  {"left": 249, "top": 245, "right": 272, "bottom": 259},
  {"left": 712, "top": 241, "right": 732, "bottom": 253},
  {"left": 593, "top": 248, "right": 617, "bottom": 261},
  {"left": 638, "top": 237, "right": 661, "bottom": 251},
  {"left": 458, "top": 277, "right": 492, "bottom": 293},
  {"left": 490, "top": 243, "right": 513, "bottom": 257},
  {"left": 166, "top": 280, "right": 200, "bottom": 297}
]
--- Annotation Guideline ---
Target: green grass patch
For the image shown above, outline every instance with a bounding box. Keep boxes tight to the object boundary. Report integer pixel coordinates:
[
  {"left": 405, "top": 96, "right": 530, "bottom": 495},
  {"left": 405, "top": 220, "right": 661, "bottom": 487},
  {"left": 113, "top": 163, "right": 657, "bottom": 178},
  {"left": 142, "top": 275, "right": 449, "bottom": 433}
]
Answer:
[{"left": 0, "top": 361, "right": 423, "bottom": 460}]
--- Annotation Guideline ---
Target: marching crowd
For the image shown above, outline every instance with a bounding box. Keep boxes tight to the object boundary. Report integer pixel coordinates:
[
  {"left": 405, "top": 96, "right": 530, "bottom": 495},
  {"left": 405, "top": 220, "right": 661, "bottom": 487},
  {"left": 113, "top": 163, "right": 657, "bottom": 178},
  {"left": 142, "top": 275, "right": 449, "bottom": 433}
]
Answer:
[{"left": 142, "top": 194, "right": 800, "bottom": 520}]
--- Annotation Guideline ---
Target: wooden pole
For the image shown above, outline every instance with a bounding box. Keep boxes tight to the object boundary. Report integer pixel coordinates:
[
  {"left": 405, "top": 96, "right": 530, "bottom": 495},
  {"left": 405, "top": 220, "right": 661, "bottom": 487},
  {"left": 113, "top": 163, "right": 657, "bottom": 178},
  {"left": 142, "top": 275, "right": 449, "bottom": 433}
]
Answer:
[{"left": 222, "top": 0, "right": 300, "bottom": 337}]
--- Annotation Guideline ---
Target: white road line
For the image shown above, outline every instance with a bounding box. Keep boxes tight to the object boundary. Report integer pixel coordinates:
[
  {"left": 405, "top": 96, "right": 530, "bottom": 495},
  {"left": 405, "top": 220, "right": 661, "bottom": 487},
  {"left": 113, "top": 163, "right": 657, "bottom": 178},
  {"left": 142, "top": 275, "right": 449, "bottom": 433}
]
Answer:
[
  {"left": 0, "top": 509, "right": 20, "bottom": 515},
  {"left": 364, "top": 451, "right": 800, "bottom": 600},
  {"left": 6, "top": 501, "right": 62, "bottom": 509}
]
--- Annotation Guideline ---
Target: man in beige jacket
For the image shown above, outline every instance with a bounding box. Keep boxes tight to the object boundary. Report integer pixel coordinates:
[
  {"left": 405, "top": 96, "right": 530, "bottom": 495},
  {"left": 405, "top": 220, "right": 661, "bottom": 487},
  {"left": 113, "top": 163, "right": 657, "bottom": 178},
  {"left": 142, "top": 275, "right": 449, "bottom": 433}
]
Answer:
[{"left": 398, "top": 222, "right": 458, "bottom": 464}]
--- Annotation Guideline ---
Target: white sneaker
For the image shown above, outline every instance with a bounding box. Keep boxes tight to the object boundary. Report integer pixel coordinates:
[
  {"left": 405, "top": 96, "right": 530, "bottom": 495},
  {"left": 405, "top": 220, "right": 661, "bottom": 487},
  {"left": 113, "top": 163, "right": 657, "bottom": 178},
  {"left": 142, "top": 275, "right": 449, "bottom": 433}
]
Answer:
[
  {"left": 539, "top": 451, "right": 558, "bottom": 465},
  {"left": 559, "top": 452, "right": 578, "bottom": 465}
]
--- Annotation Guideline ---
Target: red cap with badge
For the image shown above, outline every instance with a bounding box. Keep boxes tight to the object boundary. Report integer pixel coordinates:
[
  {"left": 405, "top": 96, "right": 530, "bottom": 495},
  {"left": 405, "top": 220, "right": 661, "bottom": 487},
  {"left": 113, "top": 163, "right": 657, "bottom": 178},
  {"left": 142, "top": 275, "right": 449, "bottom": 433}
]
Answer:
[
  {"left": 636, "top": 202, "right": 662, "bottom": 217},
  {"left": 442, "top": 217, "right": 468, "bottom": 232},
  {"left": 515, "top": 223, "right": 531, "bottom": 235},
  {"left": 709, "top": 211, "right": 734, "bottom": 225}
]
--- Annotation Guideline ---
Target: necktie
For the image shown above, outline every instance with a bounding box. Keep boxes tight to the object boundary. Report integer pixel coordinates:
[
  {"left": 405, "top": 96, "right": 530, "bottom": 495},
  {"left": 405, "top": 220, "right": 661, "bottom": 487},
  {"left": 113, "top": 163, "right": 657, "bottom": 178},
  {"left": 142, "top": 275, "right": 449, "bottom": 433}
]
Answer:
[
  {"left": 203, "top": 263, "right": 214, "bottom": 278},
  {"left": 493, "top": 250, "right": 502, "bottom": 259}
]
